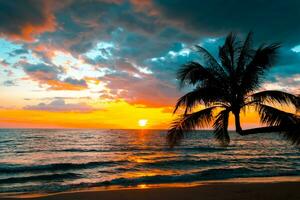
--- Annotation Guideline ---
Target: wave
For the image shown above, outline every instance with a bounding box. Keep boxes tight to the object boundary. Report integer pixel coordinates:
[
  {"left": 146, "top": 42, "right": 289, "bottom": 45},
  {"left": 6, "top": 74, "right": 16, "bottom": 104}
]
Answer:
[
  {"left": 1, "top": 167, "right": 299, "bottom": 193},
  {"left": 54, "top": 148, "right": 103, "bottom": 152},
  {"left": 136, "top": 155, "right": 299, "bottom": 169},
  {"left": 175, "top": 146, "right": 229, "bottom": 152},
  {"left": 51, "top": 146, "right": 228, "bottom": 153},
  {"left": 0, "top": 160, "right": 127, "bottom": 174},
  {"left": 140, "top": 159, "right": 224, "bottom": 169},
  {"left": 0, "top": 173, "right": 80, "bottom": 184},
  {"left": 93, "top": 167, "right": 300, "bottom": 187},
  {"left": 0, "top": 139, "right": 14, "bottom": 144}
]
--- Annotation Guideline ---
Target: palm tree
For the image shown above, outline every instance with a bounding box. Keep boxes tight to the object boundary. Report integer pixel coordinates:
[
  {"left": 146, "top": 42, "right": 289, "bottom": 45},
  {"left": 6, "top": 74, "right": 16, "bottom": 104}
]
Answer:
[{"left": 168, "top": 32, "right": 300, "bottom": 147}]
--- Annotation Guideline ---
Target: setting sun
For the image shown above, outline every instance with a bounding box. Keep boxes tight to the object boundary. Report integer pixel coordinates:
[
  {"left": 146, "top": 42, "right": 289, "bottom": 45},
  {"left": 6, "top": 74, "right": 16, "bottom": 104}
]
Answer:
[{"left": 138, "top": 119, "right": 148, "bottom": 127}]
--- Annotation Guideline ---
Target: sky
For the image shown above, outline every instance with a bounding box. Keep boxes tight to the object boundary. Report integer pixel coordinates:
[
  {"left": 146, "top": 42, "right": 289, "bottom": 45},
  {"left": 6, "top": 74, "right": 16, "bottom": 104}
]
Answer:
[{"left": 0, "top": 0, "right": 299, "bottom": 129}]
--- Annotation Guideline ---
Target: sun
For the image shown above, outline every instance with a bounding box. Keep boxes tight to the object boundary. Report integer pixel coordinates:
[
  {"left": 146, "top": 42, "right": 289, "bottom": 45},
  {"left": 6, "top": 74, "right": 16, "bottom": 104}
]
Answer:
[{"left": 138, "top": 119, "right": 148, "bottom": 127}]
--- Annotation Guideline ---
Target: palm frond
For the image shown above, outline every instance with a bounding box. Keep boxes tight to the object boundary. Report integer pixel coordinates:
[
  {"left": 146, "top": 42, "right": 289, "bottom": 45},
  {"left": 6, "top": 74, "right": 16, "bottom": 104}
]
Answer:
[
  {"left": 219, "top": 46, "right": 231, "bottom": 74},
  {"left": 256, "top": 103, "right": 300, "bottom": 145},
  {"left": 240, "top": 43, "right": 280, "bottom": 94},
  {"left": 167, "top": 106, "right": 216, "bottom": 147},
  {"left": 213, "top": 109, "right": 230, "bottom": 146},
  {"left": 282, "top": 123, "right": 300, "bottom": 145},
  {"left": 176, "top": 62, "right": 214, "bottom": 88},
  {"left": 256, "top": 104, "right": 298, "bottom": 126},
  {"left": 173, "top": 86, "right": 228, "bottom": 114},
  {"left": 218, "top": 32, "right": 238, "bottom": 74},
  {"left": 251, "top": 90, "right": 300, "bottom": 110},
  {"left": 297, "top": 94, "right": 300, "bottom": 113},
  {"left": 258, "top": 104, "right": 300, "bottom": 145},
  {"left": 252, "top": 43, "right": 280, "bottom": 67},
  {"left": 236, "top": 31, "right": 253, "bottom": 75},
  {"left": 195, "top": 45, "right": 227, "bottom": 77}
]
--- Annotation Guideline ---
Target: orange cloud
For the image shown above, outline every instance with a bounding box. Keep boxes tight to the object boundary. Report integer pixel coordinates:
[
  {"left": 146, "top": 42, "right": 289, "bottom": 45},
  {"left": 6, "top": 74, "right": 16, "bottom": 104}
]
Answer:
[
  {"left": 130, "top": 0, "right": 158, "bottom": 15},
  {"left": 10, "top": 15, "right": 56, "bottom": 42},
  {"left": 45, "top": 79, "right": 88, "bottom": 91},
  {"left": 32, "top": 44, "right": 58, "bottom": 60}
]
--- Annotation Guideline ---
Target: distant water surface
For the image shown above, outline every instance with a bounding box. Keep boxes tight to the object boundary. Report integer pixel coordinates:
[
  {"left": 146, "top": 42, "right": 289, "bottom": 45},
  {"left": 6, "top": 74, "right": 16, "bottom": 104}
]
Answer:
[{"left": 0, "top": 129, "right": 300, "bottom": 194}]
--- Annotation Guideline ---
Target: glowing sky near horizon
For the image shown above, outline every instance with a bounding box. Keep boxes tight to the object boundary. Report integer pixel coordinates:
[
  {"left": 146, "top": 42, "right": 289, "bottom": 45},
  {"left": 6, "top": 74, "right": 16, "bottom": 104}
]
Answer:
[{"left": 0, "top": 0, "right": 299, "bottom": 129}]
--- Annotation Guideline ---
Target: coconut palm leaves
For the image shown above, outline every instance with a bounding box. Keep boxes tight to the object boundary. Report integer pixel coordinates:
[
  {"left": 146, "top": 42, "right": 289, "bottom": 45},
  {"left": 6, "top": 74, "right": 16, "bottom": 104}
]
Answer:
[{"left": 168, "top": 32, "right": 300, "bottom": 146}]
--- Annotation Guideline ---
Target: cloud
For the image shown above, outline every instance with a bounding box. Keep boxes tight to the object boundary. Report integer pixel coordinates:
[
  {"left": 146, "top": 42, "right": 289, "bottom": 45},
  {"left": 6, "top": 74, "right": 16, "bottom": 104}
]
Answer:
[
  {"left": 152, "top": 0, "right": 300, "bottom": 46},
  {"left": 24, "top": 99, "right": 94, "bottom": 112},
  {"left": 0, "top": 59, "right": 9, "bottom": 67},
  {"left": 262, "top": 74, "right": 300, "bottom": 94},
  {"left": 64, "top": 77, "right": 87, "bottom": 87},
  {"left": 24, "top": 96, "right": 92, "bottom": 101},
  {"left": 2, "top": 80, "right": 16, "bottom": 86},
  {"left": 22, "top": 63, "right": 88, "bottom": 90},
  {"left": 45, "top": 79, "right": 88, "bottom": 91},
  {"left": 0, "top": 0, "right": 60, "bottom": 41},
  {"left": 23, "top": 63, "right": 60, "bottom": 81},
  {"left": 33, "top": 0, "right": 171, "bottom": 59},
  {"left": 101, "top": 72, "right": 180, "bottom": 107},
  {"left": 8, "top": 48, "right": 29, "bottom": 56},
  {"left": 1, "top": 0, "right": 300, "bottom": 111}
]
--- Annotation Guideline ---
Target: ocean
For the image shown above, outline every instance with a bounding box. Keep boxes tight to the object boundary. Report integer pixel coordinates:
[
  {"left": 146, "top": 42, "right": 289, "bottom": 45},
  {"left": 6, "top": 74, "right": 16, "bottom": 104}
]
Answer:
[{"left": 0, "top": 129, "right": 300, "bottom": 194}]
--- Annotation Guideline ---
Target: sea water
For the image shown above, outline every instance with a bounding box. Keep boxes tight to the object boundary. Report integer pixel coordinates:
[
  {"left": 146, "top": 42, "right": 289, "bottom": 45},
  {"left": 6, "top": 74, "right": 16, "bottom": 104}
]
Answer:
[{"left": 0, "top": 129, "right": 299, "bottom": 194}]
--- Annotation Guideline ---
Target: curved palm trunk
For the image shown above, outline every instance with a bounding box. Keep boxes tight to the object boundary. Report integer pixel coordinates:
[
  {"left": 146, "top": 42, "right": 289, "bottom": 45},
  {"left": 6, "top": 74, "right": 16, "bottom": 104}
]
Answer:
[
  {"left": 240, "top": 126, "right": 281, "bottom": 135},
  {"left": 232, "top": 112, "right": 297, "bottom": 136},
  {"left": 240, "top": 125, "right": 298, "bottom": 135},
  {"left": 233, "top": 111, "right": 242, "bottom": 134}
]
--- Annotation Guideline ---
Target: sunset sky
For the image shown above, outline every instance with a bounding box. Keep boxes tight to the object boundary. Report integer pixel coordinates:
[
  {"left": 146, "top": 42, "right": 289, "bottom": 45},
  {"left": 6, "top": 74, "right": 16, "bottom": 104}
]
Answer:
[{"left": 0, "top": 0, "right": 299, "bottom": 129}]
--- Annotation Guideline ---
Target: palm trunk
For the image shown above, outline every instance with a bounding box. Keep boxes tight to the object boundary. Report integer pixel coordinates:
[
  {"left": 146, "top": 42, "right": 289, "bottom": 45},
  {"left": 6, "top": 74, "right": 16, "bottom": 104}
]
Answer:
[
  {"left": 240, "top": 126, "right": 296, "bottom": 135},
  {"left": 233, "top": 110, "right": 242, "bottom": 134}
]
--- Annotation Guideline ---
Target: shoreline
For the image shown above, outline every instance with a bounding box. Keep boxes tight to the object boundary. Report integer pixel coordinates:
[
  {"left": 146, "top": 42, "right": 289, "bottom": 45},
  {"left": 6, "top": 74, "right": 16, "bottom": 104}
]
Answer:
[{"left": 1, "top": 176, "right": 300, "bottom": 199}]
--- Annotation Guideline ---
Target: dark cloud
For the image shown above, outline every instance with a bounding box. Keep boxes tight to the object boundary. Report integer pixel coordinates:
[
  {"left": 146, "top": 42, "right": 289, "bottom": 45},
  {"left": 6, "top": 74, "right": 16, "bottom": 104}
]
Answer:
[
  {"left": 0, "top": 0, "right": 59, "bottom": 41},
  {"left": 153, "top": 0, "right": 300, "bottom": 46},
  {"left": 64, "top": 77, "right": 88, "bottom": 87},
  {"left": 23, "top": 63, "right": 59, "bottom": 80},
  {"left": 35, "top": 0, "right": 180, "bottom": 61},
  {"left": 271, "top": 48, "right": 300, "bottom": 80},
  {"left": 8, "top": 48, "right": 29, "bottom": 56}
]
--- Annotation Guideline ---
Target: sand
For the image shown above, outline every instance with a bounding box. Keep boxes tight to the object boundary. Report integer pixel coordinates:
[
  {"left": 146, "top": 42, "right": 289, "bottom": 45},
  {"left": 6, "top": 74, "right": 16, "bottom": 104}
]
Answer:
[{"left": 1, "top": 177, "right": 300, "bottom": 200}]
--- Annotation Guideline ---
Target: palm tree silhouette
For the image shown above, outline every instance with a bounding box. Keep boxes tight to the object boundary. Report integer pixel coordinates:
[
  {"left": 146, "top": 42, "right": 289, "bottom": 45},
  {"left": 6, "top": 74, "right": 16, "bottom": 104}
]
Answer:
[{"left": 168, "top": 32, "right": 300, "bottom": 147}]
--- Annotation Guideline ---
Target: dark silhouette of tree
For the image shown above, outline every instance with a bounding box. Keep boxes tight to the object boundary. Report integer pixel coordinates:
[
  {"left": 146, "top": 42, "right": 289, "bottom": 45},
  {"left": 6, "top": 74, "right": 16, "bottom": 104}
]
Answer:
[{"left": 168, "top": 32, "right": 300, "bottom": 147}]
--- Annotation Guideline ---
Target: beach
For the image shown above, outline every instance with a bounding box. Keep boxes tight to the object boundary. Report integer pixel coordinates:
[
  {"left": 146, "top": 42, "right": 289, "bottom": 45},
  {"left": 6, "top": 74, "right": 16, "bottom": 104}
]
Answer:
[{"left": 1, "top": 177, "right": 300, "bottom": 200}]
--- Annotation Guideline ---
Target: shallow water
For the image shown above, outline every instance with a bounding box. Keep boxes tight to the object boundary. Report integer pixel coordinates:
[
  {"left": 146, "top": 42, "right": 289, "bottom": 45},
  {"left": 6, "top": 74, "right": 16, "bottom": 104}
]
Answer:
[{"left": 0, "top": 129, "right": 299, "bottom": 194}]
